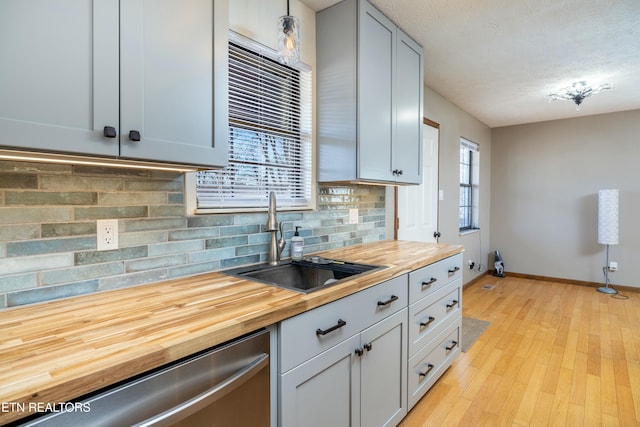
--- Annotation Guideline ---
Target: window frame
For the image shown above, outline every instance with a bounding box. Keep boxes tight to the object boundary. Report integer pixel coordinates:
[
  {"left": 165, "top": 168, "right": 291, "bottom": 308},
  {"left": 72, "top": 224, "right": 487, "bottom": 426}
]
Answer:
[
  {"left": 459, "top": 138, "right": 479, "bottom": 233},
  {"left": 186, "top": 31, "right": 314, "bottom": 214}
]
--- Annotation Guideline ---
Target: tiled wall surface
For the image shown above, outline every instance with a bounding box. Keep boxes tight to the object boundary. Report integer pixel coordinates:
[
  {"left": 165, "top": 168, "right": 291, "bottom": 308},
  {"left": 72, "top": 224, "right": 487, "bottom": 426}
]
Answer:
[{"left": 0, "top": 161, "right": 386, "bottom": 308}]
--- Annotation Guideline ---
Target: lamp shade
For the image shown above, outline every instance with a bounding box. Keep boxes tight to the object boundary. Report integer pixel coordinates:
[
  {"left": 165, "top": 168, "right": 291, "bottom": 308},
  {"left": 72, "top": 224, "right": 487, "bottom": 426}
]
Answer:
[
  {"left": 598, "top": 189, "right": 619, "bottom": 245},
  {"left": 277, "top": 14, "right": 300, "bottom": 66}
]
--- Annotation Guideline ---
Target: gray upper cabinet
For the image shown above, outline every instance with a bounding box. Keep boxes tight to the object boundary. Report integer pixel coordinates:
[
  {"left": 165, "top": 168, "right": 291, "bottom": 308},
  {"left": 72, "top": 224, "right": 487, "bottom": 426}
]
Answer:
[
  {"left": 0, "top": 0, "right": 228, "bottom": 169},
  {"left": 317, "top": 0, "right": 424, "bottom": 185}
]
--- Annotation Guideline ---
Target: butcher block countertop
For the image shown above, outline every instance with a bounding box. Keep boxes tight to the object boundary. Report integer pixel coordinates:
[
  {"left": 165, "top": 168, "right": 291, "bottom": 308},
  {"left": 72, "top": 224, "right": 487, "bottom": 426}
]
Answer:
[{"left": 0, "top": 240, "right": 462, "bottom": 424}]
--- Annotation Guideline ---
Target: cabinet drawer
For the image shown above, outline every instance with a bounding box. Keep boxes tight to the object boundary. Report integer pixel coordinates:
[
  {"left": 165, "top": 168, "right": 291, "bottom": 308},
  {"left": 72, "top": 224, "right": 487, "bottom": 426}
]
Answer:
[
  {"left": 407, "top": 320, "right": 461, "bottom": 409},
  {"left": 408, "top": 253, "right": 462, "bottom": 304},
  {"left": 279, "top": 275, "right": 408, "bottom": 373},
  {"left": 408, "top": 278, "right": 461, "bottom": 357}
]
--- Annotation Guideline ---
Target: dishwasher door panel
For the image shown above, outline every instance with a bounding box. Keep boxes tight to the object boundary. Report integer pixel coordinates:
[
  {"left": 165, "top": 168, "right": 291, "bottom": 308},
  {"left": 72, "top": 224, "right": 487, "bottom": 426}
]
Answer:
[{"left": 20, "top": 329, "right": 270, "bottom": 427}]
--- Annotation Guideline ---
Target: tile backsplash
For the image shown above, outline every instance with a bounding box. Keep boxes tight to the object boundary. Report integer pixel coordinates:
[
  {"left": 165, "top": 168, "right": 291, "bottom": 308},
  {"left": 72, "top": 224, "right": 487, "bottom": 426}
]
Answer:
[{"left": 0, "top": 161, "right": 386, "bottom": 309}]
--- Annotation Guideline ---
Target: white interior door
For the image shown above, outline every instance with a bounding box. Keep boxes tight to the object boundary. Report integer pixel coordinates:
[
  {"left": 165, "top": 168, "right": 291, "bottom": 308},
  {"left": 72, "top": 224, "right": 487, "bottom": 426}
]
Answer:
[{"left": 396, "top": 122, "right": 439, "bottom": 242}]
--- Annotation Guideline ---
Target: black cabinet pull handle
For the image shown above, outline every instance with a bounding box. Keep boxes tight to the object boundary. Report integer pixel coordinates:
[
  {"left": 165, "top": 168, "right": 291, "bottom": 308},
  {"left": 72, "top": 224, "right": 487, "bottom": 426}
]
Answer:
[
  {"left": 433, "top": 231, "right": 441, "bottom": 239},
  {"left": 316, "top": 319, "right": 346, "bottom": 336},
  {"left": 377, "top": 295, "right": 398, "bottom": 307},
  {"left": 355, "top": 347, "right": 364, "bottom": 356},
  {"left": 397, "top": 170, "right": 403, "bottom": 175},
  {"left": 364, "top": 343, "right": 372, "bottom": 352},
  {"left": 422, "top": 278, "right": 437, "bottom": 288},
  {"left": 446, "top": 300, "right": 459, "bottom": 310},
  {"left": 103, "top": 126, "right": 117, "bottom": 138},
  {"left": 446, "top": 341, "right": 458, "bottom": 351},
  {"left": 129, "top": 130, "right": 141, "bottom": 141},
  {"left": 448, "top": 266, "right": 460, "bottom": 274},
  {"left": 418, "top": 363, "right": 434, "bottom": 378},
  {"left": 419, "top": 316, "right": 435, "bottom": 327}
]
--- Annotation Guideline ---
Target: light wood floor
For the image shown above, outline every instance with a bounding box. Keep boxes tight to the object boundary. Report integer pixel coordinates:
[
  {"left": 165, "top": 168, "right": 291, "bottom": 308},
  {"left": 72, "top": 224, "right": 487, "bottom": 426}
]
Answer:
[{"left": 400, "top": 275, "right": 640, "bottom": 427}]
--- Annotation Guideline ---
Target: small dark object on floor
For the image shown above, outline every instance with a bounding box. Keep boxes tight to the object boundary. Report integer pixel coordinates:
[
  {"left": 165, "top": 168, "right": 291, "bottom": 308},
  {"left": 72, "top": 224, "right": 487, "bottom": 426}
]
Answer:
[{"left": 493, "top": 250, "right": 505, "bottom": 278}]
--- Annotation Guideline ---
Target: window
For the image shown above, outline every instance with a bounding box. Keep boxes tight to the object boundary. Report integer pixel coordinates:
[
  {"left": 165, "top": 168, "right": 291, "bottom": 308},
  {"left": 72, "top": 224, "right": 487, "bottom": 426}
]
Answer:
[
  {"left": 459, "top": 138, "right": 479, "bottom": 231},
  {"left": 194, "top": 32, "right": 312, "bottom": 212}
]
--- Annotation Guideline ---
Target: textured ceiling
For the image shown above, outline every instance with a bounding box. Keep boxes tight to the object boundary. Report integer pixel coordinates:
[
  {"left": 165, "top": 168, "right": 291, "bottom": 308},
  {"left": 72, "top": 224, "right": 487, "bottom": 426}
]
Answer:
[{"left": 301, "top": 0, "right": 640, "bottom": 127}]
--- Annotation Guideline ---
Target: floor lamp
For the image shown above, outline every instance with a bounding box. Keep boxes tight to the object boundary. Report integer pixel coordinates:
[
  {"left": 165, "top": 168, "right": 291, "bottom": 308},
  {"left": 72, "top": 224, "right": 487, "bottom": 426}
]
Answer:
[{"left": 597, "top": 189, "right": 619, "bottom": 294}]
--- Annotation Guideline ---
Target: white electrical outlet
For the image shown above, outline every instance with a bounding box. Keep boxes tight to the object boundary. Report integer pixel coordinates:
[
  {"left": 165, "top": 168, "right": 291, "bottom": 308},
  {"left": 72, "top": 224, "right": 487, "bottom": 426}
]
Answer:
[
  {"left": 97, "top": 219, "right": 119, "bottom": 251},
  {"left": 348, "top": 208, "right": 358, "bottom": 224}
]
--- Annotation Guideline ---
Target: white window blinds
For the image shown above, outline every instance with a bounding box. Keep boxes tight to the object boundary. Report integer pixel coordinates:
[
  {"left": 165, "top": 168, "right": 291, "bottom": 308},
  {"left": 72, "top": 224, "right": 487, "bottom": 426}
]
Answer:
[{"left": 196, "top": 37, "right": 312, "bottom": 210}]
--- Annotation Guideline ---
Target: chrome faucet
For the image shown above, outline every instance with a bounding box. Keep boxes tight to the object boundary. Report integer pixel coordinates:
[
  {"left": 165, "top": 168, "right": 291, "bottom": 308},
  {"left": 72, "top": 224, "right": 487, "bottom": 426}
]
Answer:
[{"left": 266, "top": 191, "right": 286, "bottom": 265}]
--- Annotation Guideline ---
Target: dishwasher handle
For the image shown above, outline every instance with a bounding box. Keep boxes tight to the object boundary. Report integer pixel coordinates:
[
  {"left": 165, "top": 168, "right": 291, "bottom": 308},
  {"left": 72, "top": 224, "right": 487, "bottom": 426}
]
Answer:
[{"left": 134, "top": 352, "right": 269, "bottom": 427}]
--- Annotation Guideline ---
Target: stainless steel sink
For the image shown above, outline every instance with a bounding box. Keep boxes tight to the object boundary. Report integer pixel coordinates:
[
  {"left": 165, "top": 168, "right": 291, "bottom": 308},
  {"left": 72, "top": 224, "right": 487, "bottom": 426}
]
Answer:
[{"left": 222, "top": 257, "right": 385, "bottom": 293}]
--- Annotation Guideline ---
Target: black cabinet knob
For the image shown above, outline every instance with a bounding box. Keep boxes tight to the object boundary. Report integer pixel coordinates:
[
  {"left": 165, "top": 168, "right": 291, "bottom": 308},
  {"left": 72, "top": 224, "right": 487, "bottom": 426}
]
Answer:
[
  {"left": 103, "top": 126, "right": 117, "bottom": 138},
  {"left": 129, "top": 130, "right": 141, "bottom": 141}
]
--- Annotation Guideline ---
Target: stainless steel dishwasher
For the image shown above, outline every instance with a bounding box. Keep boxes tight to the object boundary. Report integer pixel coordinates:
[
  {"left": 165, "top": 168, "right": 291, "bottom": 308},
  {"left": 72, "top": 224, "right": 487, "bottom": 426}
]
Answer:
[{"left": 20, "top": 329, "right": 270, "bottom": 427}]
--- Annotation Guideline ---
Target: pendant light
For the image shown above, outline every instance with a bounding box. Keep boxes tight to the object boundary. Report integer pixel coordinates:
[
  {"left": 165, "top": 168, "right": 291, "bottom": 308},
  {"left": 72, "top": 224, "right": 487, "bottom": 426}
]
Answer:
[{"left": 277, "top": 0, "right": 300, "bottom": 66}]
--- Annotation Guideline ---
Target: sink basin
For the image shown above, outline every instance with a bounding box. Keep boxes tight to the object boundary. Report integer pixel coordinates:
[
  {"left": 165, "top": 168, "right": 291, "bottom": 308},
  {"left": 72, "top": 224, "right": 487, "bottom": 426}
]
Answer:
[{"left": 222, "top": 257, "right": 385, "bottom": 293}]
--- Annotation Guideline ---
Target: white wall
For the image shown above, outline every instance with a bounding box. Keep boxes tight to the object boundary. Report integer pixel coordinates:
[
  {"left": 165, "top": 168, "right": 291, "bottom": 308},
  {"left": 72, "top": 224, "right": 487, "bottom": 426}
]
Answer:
[
  {"left": 491, "top": 109, "right": 640, "bottom": 288},
  {"left": 424, "top": 86, "right": 492, "bottom": 284}
]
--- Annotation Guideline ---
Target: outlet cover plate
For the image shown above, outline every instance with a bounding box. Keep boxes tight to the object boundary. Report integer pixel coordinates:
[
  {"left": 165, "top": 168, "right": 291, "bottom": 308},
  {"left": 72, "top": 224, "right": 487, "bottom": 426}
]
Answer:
[
  {"left": 97, "top": 219, "right": 119, "bottom": 251},
  {"left": 348, "top": 208, "right": 358, "bottom": 224}
]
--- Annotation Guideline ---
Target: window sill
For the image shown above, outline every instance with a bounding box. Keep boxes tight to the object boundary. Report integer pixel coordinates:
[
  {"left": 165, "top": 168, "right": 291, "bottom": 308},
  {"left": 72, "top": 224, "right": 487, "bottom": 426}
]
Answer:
[{"left": 459, "top": 228, "right": 480, "bottom": 236}]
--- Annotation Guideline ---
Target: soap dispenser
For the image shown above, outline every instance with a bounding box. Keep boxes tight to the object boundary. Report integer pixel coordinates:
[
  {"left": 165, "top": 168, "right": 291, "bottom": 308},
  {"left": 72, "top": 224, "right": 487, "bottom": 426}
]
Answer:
[{"left": 291, "top": 226, "right": 304, "bottom": 260}]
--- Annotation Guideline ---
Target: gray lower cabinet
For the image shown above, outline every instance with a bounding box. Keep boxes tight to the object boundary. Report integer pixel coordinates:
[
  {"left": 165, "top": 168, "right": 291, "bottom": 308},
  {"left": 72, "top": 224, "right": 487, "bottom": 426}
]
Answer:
[
  {"left": 280, "top": 309, "right": 407, "bottom": 427},
  {"left": 279, "top": 276, "right": 408, "bottom": 427},
  {"left": 407, "top": 254, "right": 463, "bottom": 409},
  {"left": 280, "top": 334, "right": 360, "bottom": 427},
  {"left": 277, "top": 254, "right": 463, "bottom": 426},
  {"left": 0, "top": 0, "right": 227, "bottom": 169},
  {"left": 359, "top": 309, "right": 408, "bottom": 427},
  {"left": 316, "top": 0, "right": 423, "bottom": 185}
]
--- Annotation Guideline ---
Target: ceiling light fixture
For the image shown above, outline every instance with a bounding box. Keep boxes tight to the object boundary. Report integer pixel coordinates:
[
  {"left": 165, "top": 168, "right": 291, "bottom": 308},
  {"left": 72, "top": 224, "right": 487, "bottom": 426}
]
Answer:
[
  {"left": 548, "top": 81, "right": 612, "bottom": 110},
  {"left": 277, "top": 0, "right": 300, "bottom": 66}
]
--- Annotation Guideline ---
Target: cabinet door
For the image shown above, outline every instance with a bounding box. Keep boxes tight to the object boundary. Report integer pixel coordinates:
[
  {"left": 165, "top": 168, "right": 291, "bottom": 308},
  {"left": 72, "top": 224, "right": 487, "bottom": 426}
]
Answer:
[
  {"left": 357, "top": 0, "right": 395, "bottom": 182},
  {"left": 280, "top": 334, "right": 360, "bottom": 427},
  {"left": 0, "top": 0, "right": 119, "bottom": 157},
  {"left": 360, "top": 308, "right": 408, "bottom": 427},
  {"left": 394, "top": 29, "right": 424, "bottom": 184},
  {"left": 119, "top": 0, "right": 228, "bottom": 167}
]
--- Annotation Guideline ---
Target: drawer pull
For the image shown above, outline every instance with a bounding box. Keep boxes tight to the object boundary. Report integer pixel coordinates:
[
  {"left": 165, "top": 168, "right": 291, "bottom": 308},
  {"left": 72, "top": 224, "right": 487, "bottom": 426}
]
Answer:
[
  {"left": 355, "top": 347, "right": 364, "bottom": 356},
  {"left": 446, "top": 300, "right": 459, "bottom": 310},
  {"left": 448, "top": 266, "right": 460, "bottom": 274},
  {"left": 129, "top": 130, "right": 141, "bottom": 141},
  {"left": 446, "top": 341, "right": 458, "bottom": 351},
  {"left": 421, "top": 278, "right": 437, "bottom": 288},
  {"left": 103, "top": 126, "right": 117, "bottom": 138},
  {"left": 419, "top": 316, "right": 435, "bottom": 327},
  {"left": 377, "top": 295, "right": 399, "bottom": 307},
  {"left": 316, "top": 319, "right": 347, "bottom": 336},
  {"left": 418, "top": 363, "right": 434, "bottom": 378},
  {"left": 364, "top": 342, "right": 372, "bottom": 352}
]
